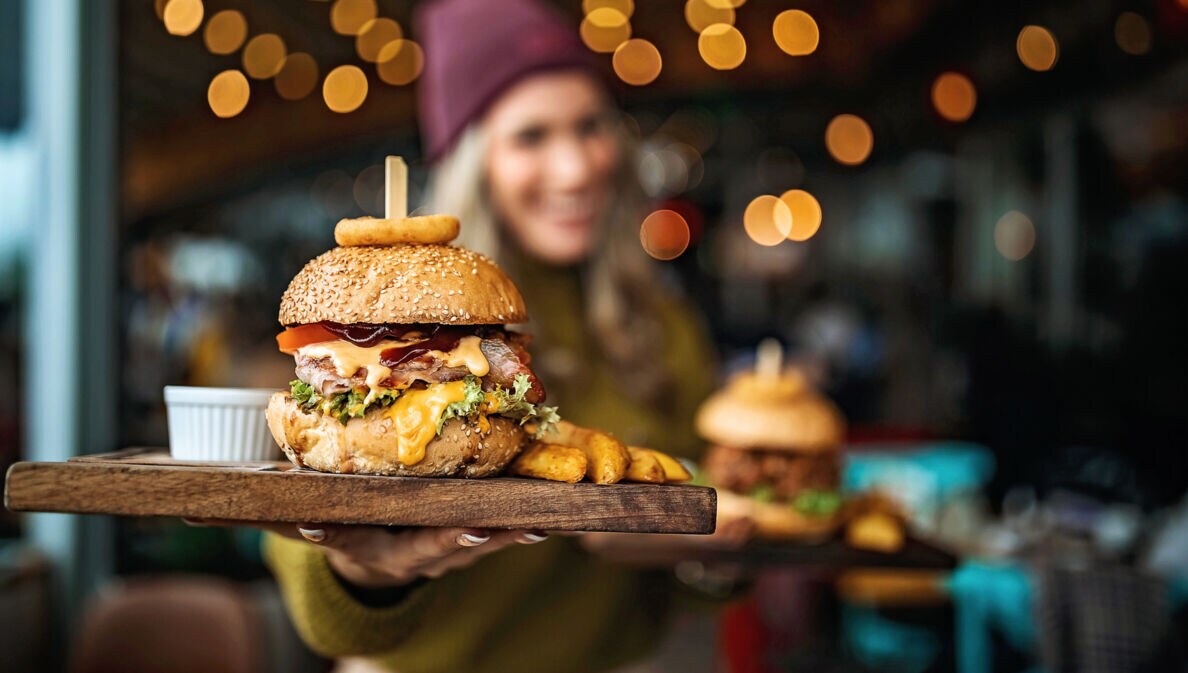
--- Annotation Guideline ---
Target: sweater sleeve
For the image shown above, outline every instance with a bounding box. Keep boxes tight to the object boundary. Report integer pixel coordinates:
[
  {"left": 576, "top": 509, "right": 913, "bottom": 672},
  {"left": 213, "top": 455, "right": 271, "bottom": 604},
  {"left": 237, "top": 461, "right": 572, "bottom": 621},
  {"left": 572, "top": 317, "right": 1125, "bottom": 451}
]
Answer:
[{"left": 263, "top": 532, "right": 439, "bottom": 658}]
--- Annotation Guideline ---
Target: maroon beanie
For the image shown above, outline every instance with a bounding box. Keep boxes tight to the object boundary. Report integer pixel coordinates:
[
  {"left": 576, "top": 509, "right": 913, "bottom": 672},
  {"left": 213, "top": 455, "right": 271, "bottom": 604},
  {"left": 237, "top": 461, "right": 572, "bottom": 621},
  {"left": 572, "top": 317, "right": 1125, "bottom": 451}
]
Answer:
[{"left": 415, "top": 0, "right": 603, "bottom": 162}]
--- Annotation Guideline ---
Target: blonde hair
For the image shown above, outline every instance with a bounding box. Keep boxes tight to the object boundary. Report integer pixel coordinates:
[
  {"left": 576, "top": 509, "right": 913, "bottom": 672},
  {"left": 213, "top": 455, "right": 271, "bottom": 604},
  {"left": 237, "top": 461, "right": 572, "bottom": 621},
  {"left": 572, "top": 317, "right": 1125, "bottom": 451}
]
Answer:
[{"left": 427, "top": 122, "right": 671, "bottom": 403}]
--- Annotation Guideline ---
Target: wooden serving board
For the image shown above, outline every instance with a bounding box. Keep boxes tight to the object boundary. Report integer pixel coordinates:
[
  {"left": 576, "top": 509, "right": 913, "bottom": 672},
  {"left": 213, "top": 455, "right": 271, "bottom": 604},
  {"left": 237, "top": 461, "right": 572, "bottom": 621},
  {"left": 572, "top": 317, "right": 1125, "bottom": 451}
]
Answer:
[{"left": 4, "top": 448, "right": 716, "bottom": 534}]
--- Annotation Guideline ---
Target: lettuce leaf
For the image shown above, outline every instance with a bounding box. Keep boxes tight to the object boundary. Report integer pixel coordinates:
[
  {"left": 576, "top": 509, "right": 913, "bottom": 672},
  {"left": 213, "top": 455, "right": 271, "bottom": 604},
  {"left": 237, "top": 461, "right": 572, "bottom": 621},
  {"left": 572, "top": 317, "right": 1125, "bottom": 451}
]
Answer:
[
  {"left": 791, "top": 489, "right": 843, "bottom": 516},
  {"left": 289, "top": 380, "right": 401, "bottom": 425}
]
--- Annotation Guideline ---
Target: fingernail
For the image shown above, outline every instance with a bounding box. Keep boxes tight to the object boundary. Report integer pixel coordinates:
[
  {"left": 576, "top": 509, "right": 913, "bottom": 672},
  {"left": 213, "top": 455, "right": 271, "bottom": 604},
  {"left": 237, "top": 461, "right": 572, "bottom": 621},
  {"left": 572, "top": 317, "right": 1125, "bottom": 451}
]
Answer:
[
  {"left": 518, "top": 532, "right": 549, "bottom": 544},
  {"left": 298, "top": 527, "right": 326, "bottom": 543},
  {"left": 181, "top": 518, "right": 207, "bottom": 527},
  {"left": 457, "top": 533, "right": 490, "bottom": 547}
]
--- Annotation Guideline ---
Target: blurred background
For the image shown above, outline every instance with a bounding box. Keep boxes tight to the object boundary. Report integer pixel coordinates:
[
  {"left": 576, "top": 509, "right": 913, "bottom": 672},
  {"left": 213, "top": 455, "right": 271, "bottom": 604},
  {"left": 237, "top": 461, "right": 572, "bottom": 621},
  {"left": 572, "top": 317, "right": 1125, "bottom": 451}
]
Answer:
[{"left": 1, "top": 0, "right": 1187, "bottom": 671}]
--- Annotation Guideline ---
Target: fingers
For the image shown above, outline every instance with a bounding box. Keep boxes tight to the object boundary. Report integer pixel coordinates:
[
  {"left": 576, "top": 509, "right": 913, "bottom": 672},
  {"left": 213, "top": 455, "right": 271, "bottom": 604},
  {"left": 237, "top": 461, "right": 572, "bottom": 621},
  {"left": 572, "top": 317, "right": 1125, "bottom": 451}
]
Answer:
[{"left": 415, "top": 530, "right": 549, "bottom": 579}]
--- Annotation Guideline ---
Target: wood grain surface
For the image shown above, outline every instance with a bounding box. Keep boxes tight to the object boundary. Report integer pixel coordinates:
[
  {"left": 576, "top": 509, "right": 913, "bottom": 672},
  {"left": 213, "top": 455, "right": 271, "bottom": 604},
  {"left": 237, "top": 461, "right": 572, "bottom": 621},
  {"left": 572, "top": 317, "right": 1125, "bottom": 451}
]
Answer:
[{"left": 4, "top": 449, "right": 716, "bottom": 534}]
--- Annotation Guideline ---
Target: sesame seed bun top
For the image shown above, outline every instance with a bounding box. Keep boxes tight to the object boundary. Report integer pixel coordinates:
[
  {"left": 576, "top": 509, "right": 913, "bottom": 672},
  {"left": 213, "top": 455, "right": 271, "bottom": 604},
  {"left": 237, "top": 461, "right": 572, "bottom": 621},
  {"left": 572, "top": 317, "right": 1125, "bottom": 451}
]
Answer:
[
  {"left": 695, "top": 369, "right": 845, "bottom": 453},
  {"left": 278, "top": 244, "right": 528, "bottom": 326}
]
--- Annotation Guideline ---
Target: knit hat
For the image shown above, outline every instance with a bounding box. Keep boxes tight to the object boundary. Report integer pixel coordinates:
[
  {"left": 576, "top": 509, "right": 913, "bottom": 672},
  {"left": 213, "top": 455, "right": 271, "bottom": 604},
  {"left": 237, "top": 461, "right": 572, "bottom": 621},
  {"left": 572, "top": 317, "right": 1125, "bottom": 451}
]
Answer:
[{"left": 415, "top": 0, "right": 603, "bottom": 162}]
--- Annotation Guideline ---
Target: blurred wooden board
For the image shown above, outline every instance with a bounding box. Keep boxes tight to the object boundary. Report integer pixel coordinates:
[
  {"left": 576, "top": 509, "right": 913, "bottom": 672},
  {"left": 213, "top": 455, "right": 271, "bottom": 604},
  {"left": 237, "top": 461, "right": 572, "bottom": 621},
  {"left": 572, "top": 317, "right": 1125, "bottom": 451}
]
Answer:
[{"left": 4, "top": 448, "right": 716, "bottom": 534}]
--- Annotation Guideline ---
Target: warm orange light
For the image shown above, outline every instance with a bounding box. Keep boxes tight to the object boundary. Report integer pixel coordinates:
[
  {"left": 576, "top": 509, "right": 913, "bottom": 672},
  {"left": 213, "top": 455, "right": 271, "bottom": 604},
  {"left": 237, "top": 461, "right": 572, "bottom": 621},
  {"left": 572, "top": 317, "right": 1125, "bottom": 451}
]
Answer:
[
  {"left": 377, "top": 40, "right": 425, "bottom": 86},
  {"left": 275, "top": 53, "right": 319, "bottom": 100},
  {"left": 1115, "top": 12, "right": 1152, "bottom": 56},
  {"left": 1017, "top": 25, "right": 1058, "bottom": 71},
  {"left": 704, "top": 0, "right": 746, "bottom": 8},
  {"left": 995, "top": 211, "right": 1036, "bottom": 260},
  {"left": 331, "top": 0, "right": 377, "bottom": 36},
  {"left": 356, "top": 18, "right": 403, "bottom": 63},
  {"left": 699, "top": 23, "right": 746, "bottom": 70},
  {"left": 242, "top": 34, "right": 287, "bottom": 80},
  {"left": 779, "top": 190, "right": 822, "bottom": 241},
  {"left": 207, "top": 69, "right": 250, "bottom": 118},
  {"left": 931, "top": 72, "right": 977, "bottom": 122},
  {"left": 323, "top": 65, "right": 369, "bottom": 113},
  {"left": 772, "top": 10, "right": 818, "bottom": 56},
  {"left": 825, "top": 114, "right": 873, "bottom": 166},
  {"left": 580, "top": 8, "right": 631, "bottom": 53},
  {"left": 613, "top": 39, "right": 662, "bottom": 86},
  {"left": 163, "top": 0, "right": 203, "bottom": 36},
  {"left": 744, "top": 195, "right": 792, "bottom": 247},
  {"left": 685, "top": 0, "right": 734, "bottom": 34},
  {"left": 640, "top": 210, "right": 691, "bottom": 260},
  {"left": 583, "top": 0, "right": 634, "bottom": 18},
  {"left": 203, "top": 10, "right": 247, "bottom": 55}
]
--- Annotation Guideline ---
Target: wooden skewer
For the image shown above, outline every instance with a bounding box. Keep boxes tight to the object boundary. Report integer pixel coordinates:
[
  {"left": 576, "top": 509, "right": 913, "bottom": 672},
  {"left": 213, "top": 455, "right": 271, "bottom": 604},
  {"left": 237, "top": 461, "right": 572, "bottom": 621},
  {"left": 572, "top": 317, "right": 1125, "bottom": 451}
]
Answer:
[
  {"left": 385, "top": 156, "right": 408, "bottom": 220},
  {"left": 756, "top": 338, "right": 783, "bottom": 378}
]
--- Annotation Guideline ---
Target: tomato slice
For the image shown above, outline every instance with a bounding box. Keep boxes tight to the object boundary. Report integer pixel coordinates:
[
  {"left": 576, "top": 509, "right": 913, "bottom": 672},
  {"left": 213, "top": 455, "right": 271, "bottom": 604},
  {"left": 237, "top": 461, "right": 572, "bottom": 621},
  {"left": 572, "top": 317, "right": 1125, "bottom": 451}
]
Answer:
[{"left": 276, "top": 324, "right": 338, "bottom": 354}]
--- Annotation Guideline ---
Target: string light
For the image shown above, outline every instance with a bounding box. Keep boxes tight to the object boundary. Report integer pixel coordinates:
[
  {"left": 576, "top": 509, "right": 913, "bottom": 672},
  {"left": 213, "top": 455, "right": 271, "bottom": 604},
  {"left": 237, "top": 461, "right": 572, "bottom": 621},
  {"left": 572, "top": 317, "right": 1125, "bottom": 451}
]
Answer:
[
  {"left": 772, "top": 10, "right": 819, "bottom": 56},
  {"left": 780, "top": 190, "right": 822, "bottom": 241},
  {"left": 243, "top": 34, "right": 287, "bottom": 80},
  {"left": 323, "top": 65, "right": 369, "bottom": 113},
  {"left": 377, "top": 40, "right": 425, "bottom": 86},
  {"left": 356, "top": 18, "right": 403, "bottom": 63},
  {"left": 613, "top": 39, "right": 662, "bottom": 86},
  {"left": 162, "top": 0, "right": 203, "bottom": 36},
  {"left": 1017, "top": 25, "right": 1058, "bottom": 71},
  {"left": 203, "top": 10, "right": 247, "bottom": 55},
  {"left": 275, "top": 53, "right": 319, "bottom": 100},
  {"left": 207, "top": 69, "right": 249, "bottom": 118},
  {"left": 580, "top": 8, "right": 631, "bottom": 53},
  {"left": 825, "top": 114, "right": 873, "bottom": 166},
  {"left": 331, "top": 0, "right": 377, "bottom": 36},
  {"left": 995, "top": 211, "right": 1036, "bottom": 260},
  {"left": 743, "top": 195, "right": 792, "bottom": 246},
  {"left": 698, "top": 23, "right": 746, "bottom": 70},
  {"left": 931, "top": 72, "right": 977, "bottom": 122},
  {"left": 1115, "top": 12, "right": 1152, "bottom": 56},
  {"left": 640, "top": 210, "right": 691, "bottom": 260},
  {"left": 685, "top": 0, "right": 734, "bottom": 34}
]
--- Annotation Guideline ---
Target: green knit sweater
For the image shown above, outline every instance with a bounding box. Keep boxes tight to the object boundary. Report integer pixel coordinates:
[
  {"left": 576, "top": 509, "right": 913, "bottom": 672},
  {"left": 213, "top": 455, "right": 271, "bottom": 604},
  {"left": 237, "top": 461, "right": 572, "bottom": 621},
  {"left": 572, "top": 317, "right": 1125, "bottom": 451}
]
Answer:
[{"left": 266, "top": 262, "right": 717, "bottom": 672}]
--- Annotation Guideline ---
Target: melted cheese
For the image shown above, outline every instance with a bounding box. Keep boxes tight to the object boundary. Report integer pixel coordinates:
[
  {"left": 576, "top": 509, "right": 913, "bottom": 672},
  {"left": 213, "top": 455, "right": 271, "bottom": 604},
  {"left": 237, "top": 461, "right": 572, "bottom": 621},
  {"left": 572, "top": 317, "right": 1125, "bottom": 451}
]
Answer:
[
  {"left": 384, "top": 380, "right": 468, "bottom": 465},
  {"left": 298, "top": 336, "right": 490, "bottom": 404}
]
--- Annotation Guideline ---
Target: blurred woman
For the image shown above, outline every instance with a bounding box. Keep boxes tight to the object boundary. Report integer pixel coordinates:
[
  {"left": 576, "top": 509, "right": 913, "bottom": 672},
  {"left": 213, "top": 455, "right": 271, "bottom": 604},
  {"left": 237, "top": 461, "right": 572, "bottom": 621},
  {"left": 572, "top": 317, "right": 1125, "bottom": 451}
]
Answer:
[{"left": 263, "top": 2, "right": 734, "bottom": 671}]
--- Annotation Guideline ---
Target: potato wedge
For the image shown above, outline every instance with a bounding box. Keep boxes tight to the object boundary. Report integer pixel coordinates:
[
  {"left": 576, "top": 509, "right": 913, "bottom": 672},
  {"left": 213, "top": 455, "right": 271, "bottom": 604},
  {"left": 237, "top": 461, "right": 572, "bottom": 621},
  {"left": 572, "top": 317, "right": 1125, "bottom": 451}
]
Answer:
[
  {"left": 631, "top": 447, "right": 692, "bottom": 482},
  {"left": 625, "top": 447, "right": 665, "bottom": 483},
  {"left": 544, "top": 421, "right": 629, "bottom": 484},
  {"left": 507, "top": 442, "right": 587, "bottom": 484}
]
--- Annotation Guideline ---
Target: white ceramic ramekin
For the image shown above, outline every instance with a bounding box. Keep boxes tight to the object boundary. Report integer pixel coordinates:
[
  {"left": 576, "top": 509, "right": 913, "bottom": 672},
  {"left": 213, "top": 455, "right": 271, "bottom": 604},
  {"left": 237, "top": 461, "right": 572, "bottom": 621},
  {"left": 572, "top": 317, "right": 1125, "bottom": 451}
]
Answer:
[{"left": 163, "top": 386, "right": 280, "bottom": 461}]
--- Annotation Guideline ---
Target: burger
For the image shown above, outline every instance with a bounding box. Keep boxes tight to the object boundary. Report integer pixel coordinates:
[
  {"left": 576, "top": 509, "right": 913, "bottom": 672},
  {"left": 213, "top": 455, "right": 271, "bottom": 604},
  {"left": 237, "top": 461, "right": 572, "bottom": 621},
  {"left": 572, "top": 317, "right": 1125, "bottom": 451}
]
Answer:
[
  {"left": 265, "top": 216, "right": 558, "bottom": 477},
  {"left": 696, "top": 368, "right": 845, "bottom": 539}
]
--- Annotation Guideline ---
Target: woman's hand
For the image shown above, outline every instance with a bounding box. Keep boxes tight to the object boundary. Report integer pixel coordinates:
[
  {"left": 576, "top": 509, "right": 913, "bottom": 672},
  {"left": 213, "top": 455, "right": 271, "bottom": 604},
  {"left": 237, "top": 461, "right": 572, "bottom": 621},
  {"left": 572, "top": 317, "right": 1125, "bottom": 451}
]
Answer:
[{"left": 184, "top": 519, "right": 547, "bottom": 589}]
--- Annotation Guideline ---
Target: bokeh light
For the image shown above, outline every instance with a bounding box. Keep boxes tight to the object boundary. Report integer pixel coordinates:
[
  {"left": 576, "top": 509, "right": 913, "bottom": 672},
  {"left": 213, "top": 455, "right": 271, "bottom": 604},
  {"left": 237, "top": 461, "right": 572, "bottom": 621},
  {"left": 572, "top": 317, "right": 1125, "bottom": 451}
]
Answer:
[
  {"left": 743, "top": 195, "right": 793, "bottom": 247},
  {"left": 330, "top": 0, "right": 377, "bottom": 36},
  {"left": 354, "top": 165, "right": 385, "bottom": 215},
  {"left": 1115, "top": 12, "right": 1152, "bottom": 56},
  {"left": 207, "top": 69, "right": 249, "bottom": 119},
  {"left": 323, "top": 65, "right": 368, "bottom": 113},
  {"left": 825, "top": 114, "right": 874, "bottom": 166},
  {"left": 772, "top": 10, "right": 819, "bottom": 56},
  {"left": 699, "top": 23, "right": 746, "bottom": 70},
  {"left": 613, "top": 39, "right": 662, "bottom": 86},
  {"left": 780, "top": 189, "right": 822, "bottom": 241},
  {"left": 640, "top": 210, "right": 691, "bottom": 260},
  {"left": 582, "top": 0, "right": 634, "bottom": 18},
  {"left": 931, "top": 72, "right": 977, "bottom": 122},
  {"left": 356, "top": 18, "right": 403, "bottom": 63},
  {"left": 685, "top": 0, "right": 734, "bottom": 34},
  {"left": 275, "top": 53, "right": 319, "bottom": 100},
  {"left": 243, "top": 34, "right": 287, "bottom": 80},
  {"left": 203, "top": 10, "right": 247, "bottom": 55},
  {"left": 1016, "top": 25, "right": 1058, "bottom": 71},
  {"left": 377, "top": 40, "right": 425, "bottom": 86},
  {"left": 994, "top": 210, "right": 1036, "bottom": 260},
  {"left": 704, "top": 0, "right": 746, "bottom": 8},
  {"left": 580, "top": 8, "right": 631, "bottom": 53},
  {"left": 163, "top": 0, "right": 203, "bottom": 37}
]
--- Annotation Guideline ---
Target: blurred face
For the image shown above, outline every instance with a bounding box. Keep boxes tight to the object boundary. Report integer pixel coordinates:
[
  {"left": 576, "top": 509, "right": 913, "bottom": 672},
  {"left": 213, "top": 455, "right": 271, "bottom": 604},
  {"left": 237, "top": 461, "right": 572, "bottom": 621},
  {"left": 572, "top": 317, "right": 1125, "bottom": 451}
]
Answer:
[{"left": 483, "top": 71, "right": 620, "bottom": 266}]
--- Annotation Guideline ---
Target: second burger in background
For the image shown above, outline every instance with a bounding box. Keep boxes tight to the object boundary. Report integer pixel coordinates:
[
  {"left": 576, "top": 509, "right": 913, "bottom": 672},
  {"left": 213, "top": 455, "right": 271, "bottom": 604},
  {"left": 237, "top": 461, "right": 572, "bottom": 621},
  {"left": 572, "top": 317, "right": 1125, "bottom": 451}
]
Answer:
[{"left": 696, "top": 356, "right": 846, "bottom": 540}]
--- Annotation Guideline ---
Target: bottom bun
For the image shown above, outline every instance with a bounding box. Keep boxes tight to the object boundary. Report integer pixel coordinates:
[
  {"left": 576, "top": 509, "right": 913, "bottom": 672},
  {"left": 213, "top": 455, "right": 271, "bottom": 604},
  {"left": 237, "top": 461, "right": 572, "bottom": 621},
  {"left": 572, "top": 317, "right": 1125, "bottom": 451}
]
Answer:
[
  {"left": 715, "top": 489, "right": 840, "bottom": 542},
  {"left": 265, "top": 392, "right": 526, "bottom": 477}
]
